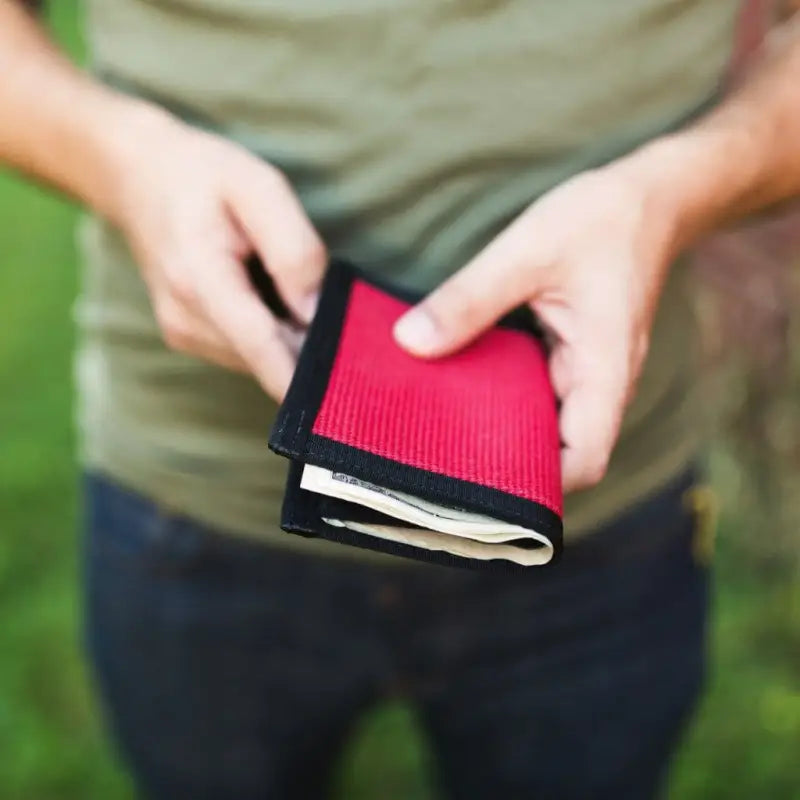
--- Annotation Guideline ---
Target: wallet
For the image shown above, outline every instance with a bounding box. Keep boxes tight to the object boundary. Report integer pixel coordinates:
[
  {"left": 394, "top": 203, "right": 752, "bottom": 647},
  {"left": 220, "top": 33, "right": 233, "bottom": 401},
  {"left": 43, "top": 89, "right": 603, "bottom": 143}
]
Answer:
[{"left": 268, "top": 260, "right": 563, "bottom": 570}]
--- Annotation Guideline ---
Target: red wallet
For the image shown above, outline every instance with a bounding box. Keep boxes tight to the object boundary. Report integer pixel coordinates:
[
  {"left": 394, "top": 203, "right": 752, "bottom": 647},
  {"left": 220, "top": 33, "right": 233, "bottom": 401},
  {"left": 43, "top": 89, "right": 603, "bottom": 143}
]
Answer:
[{"left": 269, "top": 260, "right": 563, "bottom": 570}]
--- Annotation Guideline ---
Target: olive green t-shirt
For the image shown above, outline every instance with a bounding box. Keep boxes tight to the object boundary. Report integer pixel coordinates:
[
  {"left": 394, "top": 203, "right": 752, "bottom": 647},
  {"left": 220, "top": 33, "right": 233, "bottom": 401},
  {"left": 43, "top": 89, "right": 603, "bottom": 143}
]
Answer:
[{"left": 77, "top": 0, "right": 737, "bottom": 559}]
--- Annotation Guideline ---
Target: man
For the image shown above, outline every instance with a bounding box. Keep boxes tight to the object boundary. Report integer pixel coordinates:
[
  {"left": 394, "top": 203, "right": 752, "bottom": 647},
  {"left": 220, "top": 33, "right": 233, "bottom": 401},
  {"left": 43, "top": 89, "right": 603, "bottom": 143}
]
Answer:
[{"left": 0, "top": 0, "right": 797, "bottom": 797}]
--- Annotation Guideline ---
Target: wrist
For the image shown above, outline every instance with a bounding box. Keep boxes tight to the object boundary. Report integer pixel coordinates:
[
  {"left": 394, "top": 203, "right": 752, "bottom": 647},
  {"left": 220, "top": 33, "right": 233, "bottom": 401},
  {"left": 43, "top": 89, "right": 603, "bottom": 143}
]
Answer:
[
  {"left": 615, "top": 136, "right": 705, "bottom": 262},
  {"left": 613, "top": 122, "right": 766, "bottom": 258},
  {"left": 80, "top": 92, "right": 179, "bottom": 224}
]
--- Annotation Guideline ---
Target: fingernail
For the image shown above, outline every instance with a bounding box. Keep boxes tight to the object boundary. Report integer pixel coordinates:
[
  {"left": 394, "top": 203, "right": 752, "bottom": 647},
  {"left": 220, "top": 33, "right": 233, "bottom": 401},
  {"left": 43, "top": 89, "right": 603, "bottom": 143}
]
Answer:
[
  {"left": 297, "top": 291, "right": 319, "bottom": 325},
  {"left": 393, "top": 308, "right": 441, "bottom": 355}
]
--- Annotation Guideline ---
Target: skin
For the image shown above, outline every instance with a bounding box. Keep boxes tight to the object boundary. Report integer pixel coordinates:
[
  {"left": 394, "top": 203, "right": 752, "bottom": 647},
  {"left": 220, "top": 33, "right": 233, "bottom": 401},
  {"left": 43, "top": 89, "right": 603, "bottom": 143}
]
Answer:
[
  {"left": 394, "top": 11, "right": 800, "bottom": 492},
  {"left": 780, "top": 0, "right": 800, "bottom": 21},
  {"left": 0, "top": 1, "right": 326, "bottom": 400},
  {"left": 2, "top": 1, "right": 800, "bottom": 493}
]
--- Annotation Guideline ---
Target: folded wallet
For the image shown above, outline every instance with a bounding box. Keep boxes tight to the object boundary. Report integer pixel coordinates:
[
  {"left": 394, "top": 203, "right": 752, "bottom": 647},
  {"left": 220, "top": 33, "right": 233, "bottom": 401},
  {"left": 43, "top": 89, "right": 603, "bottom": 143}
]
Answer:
[{"left": 268, "top": 260, "right": 563, "bottom": 571}]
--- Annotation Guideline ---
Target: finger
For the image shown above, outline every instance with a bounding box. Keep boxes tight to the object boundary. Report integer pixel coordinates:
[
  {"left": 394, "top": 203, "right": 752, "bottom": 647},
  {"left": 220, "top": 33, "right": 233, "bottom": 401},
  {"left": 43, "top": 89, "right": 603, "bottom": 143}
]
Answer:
[
  {"left": 557, "top": 349, "right": 629, "bottom": 493},
  {"left": 393, "top": 220, "right": 542, "bottom": 358},
  {"left": 154, "top": 295, "right": 249, "bottom": 372},
  {"left": 278, "top": 324, "right": 306, "bottom": 360},
  {"left": 177, "top": 334, "right": 250, "bottom": 373},
  {"left": 194, "top": 257, "right": 298, "bottom": 400},
  {"left": 226, "top": 162, "right": 327, "bottom": 325}
]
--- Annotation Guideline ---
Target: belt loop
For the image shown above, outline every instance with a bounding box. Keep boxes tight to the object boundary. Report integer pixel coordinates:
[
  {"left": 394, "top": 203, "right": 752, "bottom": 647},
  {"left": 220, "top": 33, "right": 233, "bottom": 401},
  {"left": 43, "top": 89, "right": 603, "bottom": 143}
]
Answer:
[{"left": 683, "top": 485, "right": 720, "bottom": 566}]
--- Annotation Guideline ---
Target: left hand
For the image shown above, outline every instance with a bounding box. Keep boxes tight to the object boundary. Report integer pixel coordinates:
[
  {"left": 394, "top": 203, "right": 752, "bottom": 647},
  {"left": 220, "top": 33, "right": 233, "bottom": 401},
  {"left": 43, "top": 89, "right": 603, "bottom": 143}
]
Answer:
[{"left": 393, "top": 159, "right": 680, "bottom": 494}]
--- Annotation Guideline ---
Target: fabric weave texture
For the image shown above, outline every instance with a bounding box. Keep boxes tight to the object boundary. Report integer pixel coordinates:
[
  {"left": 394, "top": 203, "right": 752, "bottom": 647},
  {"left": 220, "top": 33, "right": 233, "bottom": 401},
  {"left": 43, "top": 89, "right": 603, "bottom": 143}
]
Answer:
[
  {"left": 270, "top": 262, "right": 563, "bottom": 569},
  {"left": 313, "top": 280, "right": 562, "bottom": 516}
]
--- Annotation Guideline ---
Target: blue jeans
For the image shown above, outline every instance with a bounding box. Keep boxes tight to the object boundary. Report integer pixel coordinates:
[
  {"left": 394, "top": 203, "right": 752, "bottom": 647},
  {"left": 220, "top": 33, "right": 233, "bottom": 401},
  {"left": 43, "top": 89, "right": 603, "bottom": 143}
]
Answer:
[{"left": 84, "top": 470, "right": 708, "bottom": 800}]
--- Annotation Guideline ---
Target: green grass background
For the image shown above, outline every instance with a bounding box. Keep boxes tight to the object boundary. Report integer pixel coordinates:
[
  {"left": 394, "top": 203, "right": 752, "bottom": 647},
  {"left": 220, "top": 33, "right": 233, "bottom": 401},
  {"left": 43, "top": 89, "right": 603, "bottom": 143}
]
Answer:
[{"left": 1, "top": 5, "right": 799, "bottom": 798}]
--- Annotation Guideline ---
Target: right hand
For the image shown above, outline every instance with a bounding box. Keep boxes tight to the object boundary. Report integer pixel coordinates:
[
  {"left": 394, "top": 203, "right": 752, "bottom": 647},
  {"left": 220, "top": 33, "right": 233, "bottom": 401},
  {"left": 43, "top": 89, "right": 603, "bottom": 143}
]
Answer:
[{"left": 105, "top": 103, "right": 326, "bottom": 401}]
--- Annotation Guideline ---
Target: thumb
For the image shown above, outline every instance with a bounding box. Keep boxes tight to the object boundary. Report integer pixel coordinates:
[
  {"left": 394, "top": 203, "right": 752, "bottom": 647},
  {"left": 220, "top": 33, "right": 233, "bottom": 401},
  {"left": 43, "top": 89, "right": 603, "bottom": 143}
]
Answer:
[{"left": 394, "top": 224, "right": 540, "bottom": 357}]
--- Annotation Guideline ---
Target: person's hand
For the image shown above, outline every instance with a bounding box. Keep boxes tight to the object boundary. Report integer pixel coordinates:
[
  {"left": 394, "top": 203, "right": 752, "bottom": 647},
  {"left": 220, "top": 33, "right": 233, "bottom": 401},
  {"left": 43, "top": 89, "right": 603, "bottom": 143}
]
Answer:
[
  {"left": 105, "top": 105, "right": 326, "bottom": 401},
  {"left": 393, "top": 160, "right": 680, "bottom": 493}
]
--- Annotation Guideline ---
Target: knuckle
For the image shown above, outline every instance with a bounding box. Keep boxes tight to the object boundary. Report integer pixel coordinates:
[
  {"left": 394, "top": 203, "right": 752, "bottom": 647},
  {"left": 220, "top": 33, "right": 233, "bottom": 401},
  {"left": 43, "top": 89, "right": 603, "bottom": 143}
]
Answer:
[
  {"left": 283, "top": 237, "right": 328, "bottom": 280},
  {"left": 154, "top": 302, "right": 191, "bottom": 352},
  {"left": 162, "top": 321, "right": 192, "bottom": 353},
  {"left": 171, "top": 280, "right": 197, "bottom": 308},
  {"left": 162, "top": 261, "right": 198, "bottom": 306},
  {"left": 152, "top": 296, "right": 172, "bottom": 329},
  {"left": 430, "top": 283, "right": 482, "bottom": 335}
]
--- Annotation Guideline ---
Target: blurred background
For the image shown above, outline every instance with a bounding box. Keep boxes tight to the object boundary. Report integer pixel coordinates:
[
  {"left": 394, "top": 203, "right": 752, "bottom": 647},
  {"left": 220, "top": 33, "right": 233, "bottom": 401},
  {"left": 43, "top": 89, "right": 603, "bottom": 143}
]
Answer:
[{"left": 1, "top": 3, "right": 800, "bottom": 799}]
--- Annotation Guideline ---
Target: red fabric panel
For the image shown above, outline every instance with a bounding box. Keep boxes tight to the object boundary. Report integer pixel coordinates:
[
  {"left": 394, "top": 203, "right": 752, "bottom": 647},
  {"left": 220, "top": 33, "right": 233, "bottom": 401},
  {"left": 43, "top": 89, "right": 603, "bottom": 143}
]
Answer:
[{"left": 312, "top": 280, "right": 562, "bottom": 515}]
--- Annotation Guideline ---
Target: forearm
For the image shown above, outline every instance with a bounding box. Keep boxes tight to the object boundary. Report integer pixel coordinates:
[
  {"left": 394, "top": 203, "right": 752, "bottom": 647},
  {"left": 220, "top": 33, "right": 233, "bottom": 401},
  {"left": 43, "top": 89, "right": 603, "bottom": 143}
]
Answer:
[
  {"left": 621, "top": 12, "right": 800, "bottom": 255},
  {"left": 0, "top": 0, "right": 167, "bottom": 220}
]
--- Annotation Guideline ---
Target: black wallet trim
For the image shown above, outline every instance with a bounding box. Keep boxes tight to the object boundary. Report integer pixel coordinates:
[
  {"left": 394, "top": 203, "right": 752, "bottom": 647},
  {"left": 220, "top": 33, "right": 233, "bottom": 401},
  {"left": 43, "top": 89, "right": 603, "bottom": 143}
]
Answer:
[{"left": 269, "top": 260, "right": 564, "bottom": 564}]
